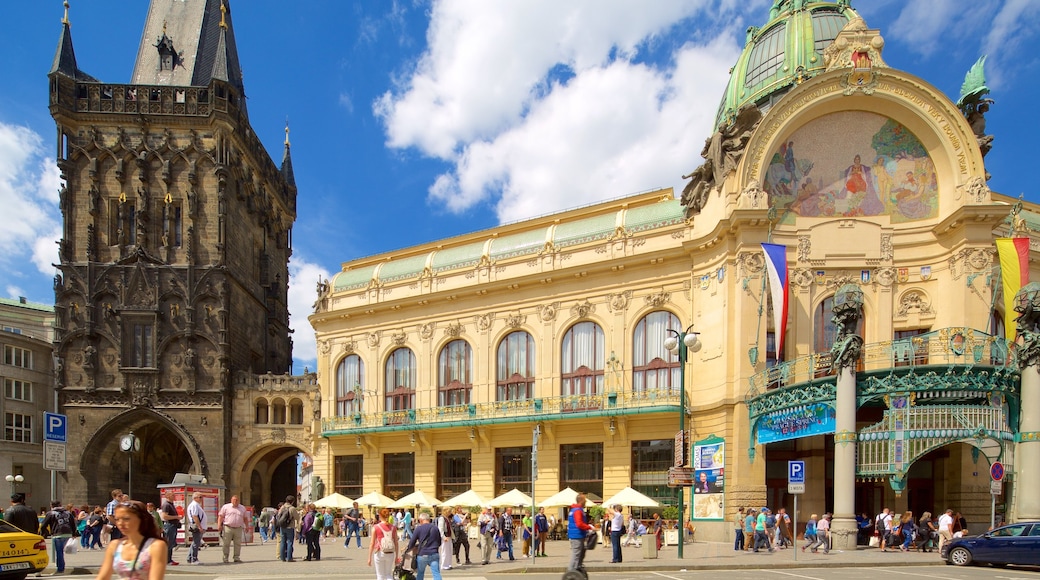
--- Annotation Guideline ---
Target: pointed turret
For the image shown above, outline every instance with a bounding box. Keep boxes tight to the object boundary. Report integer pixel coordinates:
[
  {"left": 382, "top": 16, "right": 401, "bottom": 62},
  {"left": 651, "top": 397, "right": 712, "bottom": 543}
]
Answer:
[
  {"left": 132, "top": 0, "right": 247, "bottom": 113},
  {"left": 281, "top": 122, "right": 296, "bottom": 188},
  {"left": 49, "top": 1, "right": 98, "bottom": 81}
]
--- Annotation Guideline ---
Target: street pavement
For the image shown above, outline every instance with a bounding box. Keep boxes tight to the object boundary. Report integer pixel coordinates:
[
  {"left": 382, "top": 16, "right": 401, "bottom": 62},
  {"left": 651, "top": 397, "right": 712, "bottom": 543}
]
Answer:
[{"left": 45, "top": 536, "right": 950, "bottom": 577}]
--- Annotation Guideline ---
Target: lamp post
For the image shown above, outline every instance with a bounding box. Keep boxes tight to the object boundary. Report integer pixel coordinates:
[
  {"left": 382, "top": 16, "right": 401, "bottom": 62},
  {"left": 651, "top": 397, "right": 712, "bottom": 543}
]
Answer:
[
  {"left": 119, "top": 431, "right": 140, "bottom": 498},
  {"left": 5, "top": 474, "right": 24, "bottom": 494},
  {"left": 664, "top": 325, "right": 701, "bottom": 559}
]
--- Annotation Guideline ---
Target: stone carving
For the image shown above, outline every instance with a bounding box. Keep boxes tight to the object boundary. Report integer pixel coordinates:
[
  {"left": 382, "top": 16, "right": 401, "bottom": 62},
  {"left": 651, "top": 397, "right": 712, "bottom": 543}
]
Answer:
[
  {"left": 740, "top": 181, "right": 766, "bottom": 209},
  {"left": 830, "top": 284, "right": 864, "bottom": 371},
  {"left": 957, "top": 56, "right": 995, "bottom": 159},
  {"left": 445, "top": 322, "right": 464, "bottom": 338},
  {"left": 571, "top": 300, "right": 594, "bottom": 319},
  {"left": 881, "top": 234, "right": 893, "bottom": 262},
  {"left": 1015, "top": 283, "right": 1040, "bottom": 367},
  {"left": 391, "top": 330, "right": 407, "bottom": 346},
  {"left": 644, "top": 291, "right": 670, "bottom": 308},
  {"left": 897, "top": 289, "right": 934, "bottom": 317},
  {"left": 823, "top": 17, "right": 888, "bottom": 72},
  {"left": 607, "top": 291, "right": 632, "bottom": 312},
  {"left": 476, "top": 313, "right": 494, "bottom": 332},
  {"left": 874, "top": 267, "right": 896, "bottom": 287},
  {"left": 341, "top": 340, "right": 357, "bottom": 354},
  {"left": 130, "top": 380, "right": 157, "bottom": 407},
  {"left": 737, "top": 251, "right": 765, "bottom": 276},
  {"left": 681, "top": 104, "right": 763, "bottom": 216},
  {"left": 313, "top": 278, "right": 330, "bottom": 312},
  {"left": 506, "top": 313, "right": 526, "bottom": 329},
  {"left": 539, "top": 303, "right": 559, "bottom": 323},
  {"left": 318, "top": 340, "right": 331, "bottom": 355},
  {"left": 418, "top": 322, "right": 434, "bottom": 340},
  {"left": 83, "top": 345, "right": 97, "bottom": 371},
  {"left": 792, "top": 268, "right": 815, "bottom": 289},
  {"left": 797, "top": 236, "right": 811, "bottom": 263},
  {"left": 367, "top": 332, "right": 380, "bottom": 348},
  {"left": 964, "top": 177, "right": 989, "bottom": 204}
]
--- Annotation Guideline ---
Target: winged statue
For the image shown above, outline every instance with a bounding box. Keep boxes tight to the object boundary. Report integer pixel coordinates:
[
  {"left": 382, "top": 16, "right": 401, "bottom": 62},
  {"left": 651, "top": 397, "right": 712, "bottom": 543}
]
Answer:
[{"left": 955, "top": 56, "right": 994, "bottom": 157}]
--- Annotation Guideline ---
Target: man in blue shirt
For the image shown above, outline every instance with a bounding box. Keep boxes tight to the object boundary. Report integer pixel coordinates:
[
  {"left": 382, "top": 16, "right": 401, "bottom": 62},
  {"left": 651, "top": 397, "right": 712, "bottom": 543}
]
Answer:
[{"left": 406, "top": 512, "right": 443, "bottom": 580}]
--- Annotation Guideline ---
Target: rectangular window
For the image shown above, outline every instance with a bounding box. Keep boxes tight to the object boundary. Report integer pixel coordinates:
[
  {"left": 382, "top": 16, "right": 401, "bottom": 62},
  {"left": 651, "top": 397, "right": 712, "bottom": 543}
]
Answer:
[
  {"left": 893, "top": 328, "right": 929, "bottom": 367},
  {"left": 3, "top": 326, "right": 22, "bottom": 334},
  {"left": 334, "top": 455, "right": 364, "bottom": 499},
  {"left": 3, "top": 345, "right": 33, "bottom": 369},
  {"left": 631, "top": 440, "right": 680, "bottom": 516},
  {"left": 383, "top": 452, "right": 415, "bottom": 501},
  {"left": 437, "top": 450, "right": 471, "bottom": 501},
  {"left": 495, "top": 446, "right": 532, "bottom": 496},
  {"left": 108, "top": 200, "right": 135, "bottom": 245},
  {"left": 4, "top": 379, "right": 33, "bottom": 402},
  {"left": 162, "top": 202, "right": 182, "bottom": 247},
  {"left": 4, "top": 413, "right": 32, "bottom": 443},
  {"left": 560, "top": 443, "right": 604, "bottom": 500},
  {"left": 125, "top": 321, "right": 155, "bottom": 368}
]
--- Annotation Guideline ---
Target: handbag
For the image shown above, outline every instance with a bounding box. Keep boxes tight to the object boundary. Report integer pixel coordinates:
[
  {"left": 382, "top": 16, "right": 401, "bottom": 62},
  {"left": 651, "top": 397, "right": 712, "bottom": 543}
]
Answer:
[{"left": 868, "top": 535, "right": 880, "bottom": 548}]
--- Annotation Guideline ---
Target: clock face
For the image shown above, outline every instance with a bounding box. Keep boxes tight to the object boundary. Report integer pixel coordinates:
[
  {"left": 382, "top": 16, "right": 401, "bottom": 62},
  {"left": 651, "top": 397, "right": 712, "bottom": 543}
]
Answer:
[{"left": 120, "top": 435, "right": 137, "bottom": 452}]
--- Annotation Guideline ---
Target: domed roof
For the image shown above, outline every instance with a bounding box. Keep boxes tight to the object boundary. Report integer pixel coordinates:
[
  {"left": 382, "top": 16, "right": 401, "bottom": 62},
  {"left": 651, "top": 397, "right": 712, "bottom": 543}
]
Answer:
[{"left": 714, "top": 0, "right": 859, "bottom": 128}]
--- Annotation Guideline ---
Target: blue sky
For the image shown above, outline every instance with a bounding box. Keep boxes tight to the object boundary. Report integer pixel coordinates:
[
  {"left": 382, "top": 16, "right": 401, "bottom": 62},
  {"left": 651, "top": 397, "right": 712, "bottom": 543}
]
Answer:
[{"left": 1, "top": 0, "right": 1037, "bottom": 373}]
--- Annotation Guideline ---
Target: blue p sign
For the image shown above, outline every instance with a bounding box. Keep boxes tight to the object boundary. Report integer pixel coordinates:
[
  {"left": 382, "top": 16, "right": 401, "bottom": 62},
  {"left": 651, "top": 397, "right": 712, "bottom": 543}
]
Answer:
[
  {"left": 44, "top": 412, "right": 67, "bottom": 443},
  {"left": 788, "top": 460, "right": 805, "bottom": 484}
]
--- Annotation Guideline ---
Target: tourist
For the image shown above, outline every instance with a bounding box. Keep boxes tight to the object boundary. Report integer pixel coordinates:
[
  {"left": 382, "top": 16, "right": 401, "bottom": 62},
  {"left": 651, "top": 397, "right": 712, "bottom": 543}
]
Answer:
[
  {"left": 158, "top": 491, "right": 180, "bottom": 566},
  {"left": 93, "top": 500, "right": 166, "bottom": 580},
  {"left": 185, "top": 492, "right": 205, "bottom": 565},
  {"left": 217, "top": 495, "right": 247, "bottom": 563},
  {"left": 406, "top": 512, "right": 443, "bottom": 580}
]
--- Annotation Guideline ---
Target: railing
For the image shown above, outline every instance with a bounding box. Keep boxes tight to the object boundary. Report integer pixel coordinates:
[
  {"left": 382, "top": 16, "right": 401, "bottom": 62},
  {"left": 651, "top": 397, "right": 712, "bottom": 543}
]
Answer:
[
  {"left": 322, "top": 387, "right": 683, "bottom": 434},
  {"left": 747, "top": 328, "right": 1013, "bottom": 397}
]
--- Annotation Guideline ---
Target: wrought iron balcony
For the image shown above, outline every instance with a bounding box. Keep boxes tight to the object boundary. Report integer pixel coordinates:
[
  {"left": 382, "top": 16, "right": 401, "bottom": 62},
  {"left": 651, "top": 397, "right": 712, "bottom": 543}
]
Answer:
[{"left": 321, "top": 387, "right": 683, "bottom": 436}]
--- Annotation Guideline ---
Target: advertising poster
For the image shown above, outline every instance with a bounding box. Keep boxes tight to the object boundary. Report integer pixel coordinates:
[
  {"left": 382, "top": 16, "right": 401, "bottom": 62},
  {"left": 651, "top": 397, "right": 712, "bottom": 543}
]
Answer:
[{"left": 692, "top": 435, "right": 724, "bottom": 520}]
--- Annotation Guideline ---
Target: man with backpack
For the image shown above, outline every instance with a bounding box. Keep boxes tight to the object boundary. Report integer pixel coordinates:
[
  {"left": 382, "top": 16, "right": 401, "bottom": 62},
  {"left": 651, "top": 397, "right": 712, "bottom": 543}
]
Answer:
[
  {"left": 40, "top": 500, "right": 75, "bottom": 573},
  {"left": 275, "top": 496, "right": 298, "bottom": 561},
  {"left": 478, "top": 505, "right": 497, "bottom": 565},
  {"left": 451, "top": 507, "right": 471, "bottom": 565},
  {"left": 497, "top": 507, "right": 515, "bottom": 561}
]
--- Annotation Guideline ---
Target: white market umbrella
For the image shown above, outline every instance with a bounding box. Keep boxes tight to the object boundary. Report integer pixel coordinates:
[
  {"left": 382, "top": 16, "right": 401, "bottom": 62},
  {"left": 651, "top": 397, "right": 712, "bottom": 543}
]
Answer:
[
  {"left": 313, "top": 492, "right": 354, "bottom": 509},
  {"left": 354, "top": 491, "right": 395, "bottom": 508},
  {"left": 537, "top": 487, "right": 595, "bottom": 509},
  {"left": 489, "top": 488, "right": 534, "bottom": 508},
  {"left": 389, "top": 490, "right": 443, "bottom": 509},
  {"left": 440, "top": 490, "right": 488, "bottom": 508},
  {"left": 600, "top": 486, "right": 660, "bottom": 508}
]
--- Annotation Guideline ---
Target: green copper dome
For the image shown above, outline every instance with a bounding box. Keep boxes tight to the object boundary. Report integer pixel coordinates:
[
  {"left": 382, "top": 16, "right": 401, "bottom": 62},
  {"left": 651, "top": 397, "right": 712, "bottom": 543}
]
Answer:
[{"left": 714, "top": 0, "right": 858, "bottom": 128}]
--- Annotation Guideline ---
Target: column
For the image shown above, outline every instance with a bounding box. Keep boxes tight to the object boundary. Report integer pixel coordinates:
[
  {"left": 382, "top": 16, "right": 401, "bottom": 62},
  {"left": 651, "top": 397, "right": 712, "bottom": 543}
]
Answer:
[
  {"left": 1015, "top": 342, "right": 1040, "bottom": 521},
  {"left": 828, "top": 284, "right": 863, "bottom": 550}
]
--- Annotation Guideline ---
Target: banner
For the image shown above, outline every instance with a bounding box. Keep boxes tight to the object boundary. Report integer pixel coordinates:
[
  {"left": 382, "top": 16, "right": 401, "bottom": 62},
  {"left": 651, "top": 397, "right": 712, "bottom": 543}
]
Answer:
[
  {"left": 756, "top": 403, "right": 836, "bottom": 444},
  {"left": 692, "top": 436, "right": 724, "bottom": 520},
  {"left": 996, "top": 237, "right": 1030, "bottom": 341},
  {"left": 762, "top": 243, "right": 789, "bottom": 362}
]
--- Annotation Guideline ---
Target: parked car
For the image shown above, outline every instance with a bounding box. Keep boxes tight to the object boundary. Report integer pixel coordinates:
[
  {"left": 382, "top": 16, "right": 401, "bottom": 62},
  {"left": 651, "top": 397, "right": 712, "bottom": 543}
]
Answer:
[
  {"left": 942, "top": 521, "right": 1040, "bottom": 567},
  {"left": 0, "top": 519, "right": 49, "bottom": 580}
]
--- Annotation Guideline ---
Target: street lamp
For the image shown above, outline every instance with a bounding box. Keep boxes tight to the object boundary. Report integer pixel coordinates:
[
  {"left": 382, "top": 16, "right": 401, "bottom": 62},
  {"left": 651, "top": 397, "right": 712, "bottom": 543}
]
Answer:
[
  {"left": 664, "top": 325, "right": 701, "bottom": 559},
  {"left": 5, "top": 474, "right": 24, "bottom": 494}
]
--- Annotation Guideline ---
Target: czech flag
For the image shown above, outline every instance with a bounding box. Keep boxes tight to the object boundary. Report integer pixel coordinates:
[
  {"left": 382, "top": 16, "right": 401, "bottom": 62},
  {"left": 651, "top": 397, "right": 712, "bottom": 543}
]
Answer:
[
  {"left": 996, "top": 237, "right": 1030, "bottom": 340},
  {"left": 762, "top": 243, "right": 789, "bottom": 362}
]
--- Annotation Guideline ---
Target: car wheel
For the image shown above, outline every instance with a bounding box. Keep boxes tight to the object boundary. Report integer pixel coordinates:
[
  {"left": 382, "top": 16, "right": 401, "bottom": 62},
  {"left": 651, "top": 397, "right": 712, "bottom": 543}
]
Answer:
[{"left": 949, "top": 547, "right": 973, "bottom": 566}]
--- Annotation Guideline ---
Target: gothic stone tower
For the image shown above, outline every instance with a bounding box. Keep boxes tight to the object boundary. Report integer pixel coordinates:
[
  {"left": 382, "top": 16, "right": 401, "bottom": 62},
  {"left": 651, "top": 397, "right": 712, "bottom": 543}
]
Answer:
[{"left": 48, "top": 0, "right": 296, "bottom": 503}]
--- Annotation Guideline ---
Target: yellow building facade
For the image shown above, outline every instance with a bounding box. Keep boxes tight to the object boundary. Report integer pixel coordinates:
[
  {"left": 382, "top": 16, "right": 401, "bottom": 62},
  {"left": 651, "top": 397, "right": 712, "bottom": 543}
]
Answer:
[{"left": 311, "top": 2, "right": 1037, "bottom": 543}]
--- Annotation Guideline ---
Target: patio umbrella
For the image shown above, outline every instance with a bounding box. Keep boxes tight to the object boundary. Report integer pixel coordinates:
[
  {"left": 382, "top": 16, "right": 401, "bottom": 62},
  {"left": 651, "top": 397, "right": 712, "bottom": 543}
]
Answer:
[
  {"left": 489, "top": 488, "right": 534, "bottom": 508},
  {"left": 600, "top": 486, "right": 660, "bottom": 508},
  {"left": 389, "top": 489, "right": 443, "bottom": 509},
  {"left": 354, "top": 491, "right": 395, "bottom": 509},
  {"left": 440, "top": 490, "right": 488, "bottom": 508},
  {"left": 538, "top": 487, "right": 590, "bottom": 509},
  {"left": 313, "top": 492, "right": 354, "bottom": 509}
]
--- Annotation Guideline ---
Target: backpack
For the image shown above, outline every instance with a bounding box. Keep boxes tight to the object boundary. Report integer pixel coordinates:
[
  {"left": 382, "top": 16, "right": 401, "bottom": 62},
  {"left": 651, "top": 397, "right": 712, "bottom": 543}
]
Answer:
[
  {"left": 275, "top": 506, "right": 293, "bottom": 528},
  {"left": 54, "top": 510, "right": 74, "bottom": 535},
  {"left": 452, "top": 520, "right": 465, "bottom": 541},
  {"left": 379, "top": 524, "right": 396, "bottom": 553}
]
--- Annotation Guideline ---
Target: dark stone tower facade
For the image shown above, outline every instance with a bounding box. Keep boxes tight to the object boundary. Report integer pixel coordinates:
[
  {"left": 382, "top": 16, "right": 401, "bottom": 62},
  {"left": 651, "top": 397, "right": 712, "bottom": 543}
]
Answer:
[{"left": 48, "top": 0, "right": 297, "bottom": 504}]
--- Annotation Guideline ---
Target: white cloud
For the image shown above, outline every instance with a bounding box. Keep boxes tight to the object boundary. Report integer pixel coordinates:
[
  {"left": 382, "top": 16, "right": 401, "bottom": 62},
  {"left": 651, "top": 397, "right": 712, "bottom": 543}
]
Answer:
[
  {"left": 376, "top": 0, "right": 747, "bottom": 222},
  {"left": 288, "top": 255, "right": 332, "bottom": 373},
  {"left": 983, "top": 0, "right": 1040, "bottom": 88},
  {"left": 0, "top": 122, "right": 61, "bottom": 290},
  {"left": 5, "top": 285, "right": 25, "bottom": 300}
]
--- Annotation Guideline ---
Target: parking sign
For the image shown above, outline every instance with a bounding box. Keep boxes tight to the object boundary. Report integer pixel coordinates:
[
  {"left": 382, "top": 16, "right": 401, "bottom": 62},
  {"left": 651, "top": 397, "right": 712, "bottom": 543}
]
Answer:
[
  {"left": 44, "top": 412, "right": 67, "bottom": 443},
  {"left": 788, "top": 460, "right": 805, "bottom": 494}
]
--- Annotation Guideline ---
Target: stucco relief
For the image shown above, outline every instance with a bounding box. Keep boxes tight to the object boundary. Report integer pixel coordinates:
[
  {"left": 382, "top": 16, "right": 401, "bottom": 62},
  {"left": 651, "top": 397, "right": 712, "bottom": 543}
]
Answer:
[
  {"left": 506, "top": 313, "right": 527, "bottom": 329},
  {"left": 366, "top": 332, "right": 380, "bottom": 348},
  {"left": 341, "top": 340, "right": 356, "bottom": 354},
  {"left": 445, "top": 322, "right": 464, "bottom": 338},
  {"left": 792, "top": 268, "right": 815, "bottom": 289},
  {"left": 475, "top": 313, "right": 494, "bottom": 332},
  {"left": 644, "top": 291, "right": 670, "bottom": 308},
  {"left": 607, "top": 291, "right": 633, "bottom": 312},
  {"left": 897, "top": 289, "right": 934, "bottom": 317},
  {"left": 539, "top": 303, "right": 560, "bottom": 323},
  {"left": 737, "top": 252, "right": 765, "bottom": 277},
  {"left": 881, "top": 234, "right": 893, "bottom": 262},
  {"left": 391, "top": 330, "right": 407, "bottom": 346},
  {"left": 797, "top": 236, "right": 811, "bottom": 263},
  {"left": 418, "top": 323, "right": 434, "bottom": 340}
]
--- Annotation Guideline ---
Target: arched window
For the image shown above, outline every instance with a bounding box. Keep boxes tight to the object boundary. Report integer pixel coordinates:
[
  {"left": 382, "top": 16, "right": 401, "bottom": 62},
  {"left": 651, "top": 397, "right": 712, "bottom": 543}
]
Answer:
[
  {"left": 632, "top": 311, "right": 680, "bottom": 393},
  {"left": 288, "top": 398, "right": 304, "bottom": 424},
  {"left": 336, "top": 354, "right": 364, "bottom": 416},
  {"left": 272, "top": 398, "right": 286, "bottom": 424},
  {"left": 254, "top": 399, "right": 269, "bottom": 424},
  {"left": 438, "top": 340, "right": 472, "bottom": 406},
  {"left": 497, "top": 331, "right": 535, "bottom": 401},
  {"left": 385, "top": 348, "right": 416, "bottom": 411},
  {"left": 561, "top": 322, "right": 605, "bottom": 396}
]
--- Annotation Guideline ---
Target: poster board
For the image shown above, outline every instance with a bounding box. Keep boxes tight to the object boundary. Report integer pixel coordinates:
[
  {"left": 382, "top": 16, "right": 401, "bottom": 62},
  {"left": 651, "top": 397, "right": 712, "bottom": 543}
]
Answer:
[{"left": 691, "top": 435, "right": 724, "bottom": 520}]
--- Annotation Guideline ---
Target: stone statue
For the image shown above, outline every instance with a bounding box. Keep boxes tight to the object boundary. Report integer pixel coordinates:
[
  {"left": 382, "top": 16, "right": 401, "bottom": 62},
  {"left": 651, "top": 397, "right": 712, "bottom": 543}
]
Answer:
[
  {"left": 83, "top": 345, "right": 97, "bottom": 371},
  {"left": 184, "top": 347, "right": 196, "bottom": 370},
  {"left": 956, "top": 56, "right": 995, "bottom": 158},
  {"left": 830, "top": 284, "right": 864, "bottom": 371},
  {"left": 681, "top": 104, "right": 763, "bottom": 216},
  {"left": 313, "top": 389, "right": 322, "bottom": 420},
  {"left": 313, "top": 277, "right": 330, "bottom": 312},
  {"left": 313, "top": 476, "right": 325, "bottom": 500},
  {"left": 54, "top": 357, "right": 65, "bottom": 389},
  {"left": 1015, "top": 283, "right": 1040, "bottom": 368}
]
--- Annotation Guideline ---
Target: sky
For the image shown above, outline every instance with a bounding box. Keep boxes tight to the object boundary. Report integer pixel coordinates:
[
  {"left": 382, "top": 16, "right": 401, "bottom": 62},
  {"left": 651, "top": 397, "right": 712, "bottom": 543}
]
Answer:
[{"left": 1, "top": 0, "right": 1037, "bottom": 374}]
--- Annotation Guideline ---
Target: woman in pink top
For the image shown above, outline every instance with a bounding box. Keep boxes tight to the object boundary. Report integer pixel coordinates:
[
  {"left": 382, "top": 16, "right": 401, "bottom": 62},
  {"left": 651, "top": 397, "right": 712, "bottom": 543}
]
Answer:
[{"left": 94, "top": 500, "right": 167, "bottom": 580}]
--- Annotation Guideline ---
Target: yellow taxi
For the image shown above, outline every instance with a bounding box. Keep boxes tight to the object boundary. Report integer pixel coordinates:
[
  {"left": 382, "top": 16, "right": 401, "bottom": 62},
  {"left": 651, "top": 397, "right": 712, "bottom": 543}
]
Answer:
[{"left": 0, "top": 519, "right": 48, "bottom": 580}]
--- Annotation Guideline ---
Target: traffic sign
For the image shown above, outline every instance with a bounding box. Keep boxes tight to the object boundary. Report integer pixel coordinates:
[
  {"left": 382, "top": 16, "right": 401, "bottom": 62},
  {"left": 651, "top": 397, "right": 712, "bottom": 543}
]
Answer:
[
  {"left": 788, "top": 460, "right": 805, "bottom": 494},
  {"left": 990, "top": 461, "right": 1004, "bottom": 482},
  {"left": 43, "top": 441, "right": 67, "bottom": 471},
  {"left": 674, "top": 430, "right": 686, "bottom": 467},
  {"left": 990, "top": 480, "right": 1003, "bottom": 496},
  {"left": 44, "top": 412, "right": 67, "bottom": 443}
]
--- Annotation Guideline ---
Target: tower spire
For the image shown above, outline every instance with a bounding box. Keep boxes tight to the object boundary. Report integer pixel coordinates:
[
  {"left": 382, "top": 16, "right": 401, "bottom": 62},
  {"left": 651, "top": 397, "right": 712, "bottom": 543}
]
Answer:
[
  {"left": 281, "top": 119, "right": 296, "bottom": 188},
  {"left": 50, "top": 0, "right": 97, "bottom": 81}
]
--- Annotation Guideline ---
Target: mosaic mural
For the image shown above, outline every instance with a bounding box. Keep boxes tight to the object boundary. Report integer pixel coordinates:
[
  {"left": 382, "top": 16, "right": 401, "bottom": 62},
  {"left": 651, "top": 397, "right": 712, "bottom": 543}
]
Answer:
[{"left": 763, "top": 111, "right": 938, "bottom": 223}]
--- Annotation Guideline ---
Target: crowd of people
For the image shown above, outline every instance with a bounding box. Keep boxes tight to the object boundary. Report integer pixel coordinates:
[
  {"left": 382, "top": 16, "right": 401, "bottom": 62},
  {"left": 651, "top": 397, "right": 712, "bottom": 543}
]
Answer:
[{"left": 732, "top": 505, "right": 973, "bottom": 555}]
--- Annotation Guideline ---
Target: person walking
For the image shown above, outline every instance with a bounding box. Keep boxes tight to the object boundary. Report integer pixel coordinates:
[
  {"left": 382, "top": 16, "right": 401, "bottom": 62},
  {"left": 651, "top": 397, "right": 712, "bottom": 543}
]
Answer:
[
  {"left": 93, "top": 500, "right": 167, "bottom": 580},
  {"left": 937, "top": 508, "right": 954, "bottom": 552},
  {"left": 743, "top": 508, "right": 756, "bottom": 551},
  {"left": 158, "top": 490, "right": 181, "bottom": 566},
  {"left": 801, "top": 514, "right": 818, "bottom": 552},
  {"left": 733, "top": 507, "right": 745, "bottom": 551},
  {"left": 185, "top": 492, "right": 206, "bottom": 565},
  {"left": 276, "top": 496, "right": 298, "bottom": 562},
  {"left": 451, "top": 509, "right": 471, "bottom": 565},
  {"left": 367, "top": 508, "right": 398, "bottom": 580},
  {"left": 406, "top": 512, "right": 443, "bottom": 580},
  {"left": 104, "top": 489, "right": 124, "bottom": 542},
  {"left": 344, "top": 501, "right": 363, "bottom": 548},
  {"left": 520, "top": 508, "right": 533, "bottom": 558},
  {"left": 652, "top": 512, "right": 664, "bottom": 551},
  {"left": 258, "top": 506, "right": 274, "bottom": 544},
  {"left": 302, "top": 504, "right": 321, "bottom": 561},
  {"left": 216, "top": 495, "right": 247, "bottom": 563},
  {"left": 478, "top": 505, "right": 497, "bottom": 565},
  {"left": 86, "top": 507, "right": 106, "bottom": 550},
  {"left": 40, "top": 500, "right": 75, "bottom": 573},
  {"left": 497, "top": 507, "right": 515, "bottom": 560},
  {"left": 609, "top": 504, "right": 624, "bottom": 563},
  {"left": 567, "top": 492, "right": 594, "bottom": 573},
  {"left": 809, "top": 513, "right": 830, "bottom": 553},
  {"left": 623, "top": 512, "right": 639, "bottom": 548},
  {"left": 898, "top": 511, "right": 915, "bottom": 551}
]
